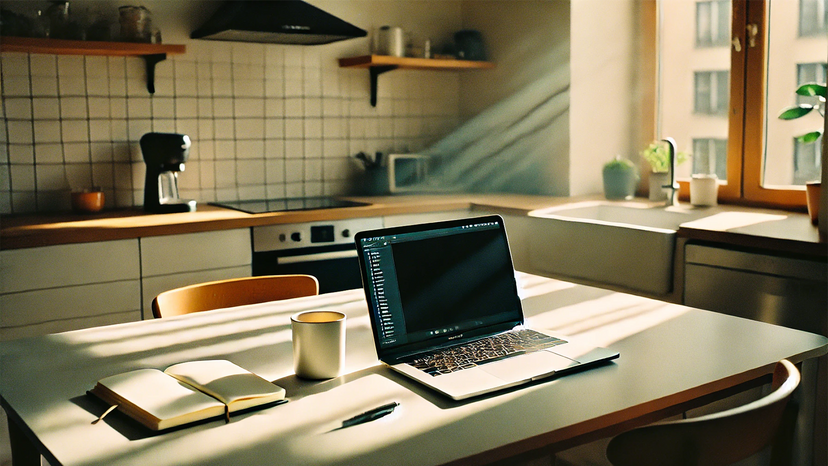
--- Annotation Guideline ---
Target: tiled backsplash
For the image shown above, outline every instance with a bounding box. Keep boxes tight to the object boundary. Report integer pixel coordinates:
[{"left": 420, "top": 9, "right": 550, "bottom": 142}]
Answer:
[{"left": 0, "top": 41, "right": 461, "bottom": 214}]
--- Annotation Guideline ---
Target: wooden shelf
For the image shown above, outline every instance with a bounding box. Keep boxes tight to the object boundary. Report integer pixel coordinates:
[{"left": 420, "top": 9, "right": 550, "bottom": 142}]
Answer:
[
  {"left": 338, "top": 54, "right": 495, "bottom": 106},
  {"left": 0, "top": 36, "right": 186, "bottom": 93}
]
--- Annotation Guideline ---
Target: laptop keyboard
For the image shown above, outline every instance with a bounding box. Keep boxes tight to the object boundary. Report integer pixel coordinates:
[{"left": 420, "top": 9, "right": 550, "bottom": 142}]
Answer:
[{"left": 407, "top": 329, "right": 567, "bottom": 377}]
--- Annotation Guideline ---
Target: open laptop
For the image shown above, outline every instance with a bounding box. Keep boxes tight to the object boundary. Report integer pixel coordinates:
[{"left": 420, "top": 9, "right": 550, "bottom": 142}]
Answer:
[{"left": 354, "top": 215, "right": 619, "bottom": 400}]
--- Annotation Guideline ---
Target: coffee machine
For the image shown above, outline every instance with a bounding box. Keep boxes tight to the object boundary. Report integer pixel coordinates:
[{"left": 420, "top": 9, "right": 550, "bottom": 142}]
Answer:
[{"left": 140, "top": 132, "right": 197, "bottom": 213}]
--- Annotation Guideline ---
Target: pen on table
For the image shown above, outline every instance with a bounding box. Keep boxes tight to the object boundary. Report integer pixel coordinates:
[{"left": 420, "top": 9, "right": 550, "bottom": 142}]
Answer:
[{"left": 340, "top": 402, "right": 399, "bottom": 429}]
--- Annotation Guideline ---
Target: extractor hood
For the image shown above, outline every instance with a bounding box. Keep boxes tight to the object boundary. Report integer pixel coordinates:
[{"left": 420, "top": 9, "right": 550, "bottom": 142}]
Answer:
[{"left": 191, "top": 0, "right": 367, "bottom": 45}]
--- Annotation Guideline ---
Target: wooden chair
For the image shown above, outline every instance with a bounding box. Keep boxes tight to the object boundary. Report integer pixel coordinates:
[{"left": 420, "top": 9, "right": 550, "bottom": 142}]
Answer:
[
  {"left": 605, "top": 359, "right": 800, "bottom": 466},
  {"left": 151, "top": 275, "right": 319, "bottom": 318}
]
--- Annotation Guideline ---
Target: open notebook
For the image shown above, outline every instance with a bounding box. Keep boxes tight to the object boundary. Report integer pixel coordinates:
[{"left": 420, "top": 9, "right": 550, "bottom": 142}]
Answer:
[{"left": 355, "top": 215, "right": 619, "bottom": 400}]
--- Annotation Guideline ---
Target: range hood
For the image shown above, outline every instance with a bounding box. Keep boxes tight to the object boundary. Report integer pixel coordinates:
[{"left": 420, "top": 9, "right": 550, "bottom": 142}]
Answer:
[{"left": 191, "top": 0, "right": 367, "bottom": 45}]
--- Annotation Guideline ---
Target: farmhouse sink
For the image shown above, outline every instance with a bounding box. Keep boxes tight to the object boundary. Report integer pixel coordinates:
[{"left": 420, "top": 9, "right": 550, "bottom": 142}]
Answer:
[{"left": 527, "top": 202, "right": 713, "bottom": 295}]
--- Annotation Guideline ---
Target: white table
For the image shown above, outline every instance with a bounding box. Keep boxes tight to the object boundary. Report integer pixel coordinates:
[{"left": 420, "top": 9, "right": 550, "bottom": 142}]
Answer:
[{"left": 2, "top": 274, "right": 826, "bottom": 466}]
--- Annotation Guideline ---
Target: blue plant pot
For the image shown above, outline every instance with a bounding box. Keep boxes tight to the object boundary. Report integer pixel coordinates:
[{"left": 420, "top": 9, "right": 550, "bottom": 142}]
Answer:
[{"left": 603, "top": 169, "right": 638, "bottom": 200}]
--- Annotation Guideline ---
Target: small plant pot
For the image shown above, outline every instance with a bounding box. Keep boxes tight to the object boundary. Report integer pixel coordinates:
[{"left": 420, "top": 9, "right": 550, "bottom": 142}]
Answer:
[
  {"left": 71, "top": 189, "right": 104, "bottom": 213},
  {"left": 603, "top": 169, "right": 638, "bottom": 200}
]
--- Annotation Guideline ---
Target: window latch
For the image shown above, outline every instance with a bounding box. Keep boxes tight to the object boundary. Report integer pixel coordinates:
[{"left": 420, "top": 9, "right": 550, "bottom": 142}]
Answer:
[
  {"left": 731, "top": 36, "right": 742, "bottom": 52},
  {"left": 746, "top": 23, "right": 759, "bottom": 48}
]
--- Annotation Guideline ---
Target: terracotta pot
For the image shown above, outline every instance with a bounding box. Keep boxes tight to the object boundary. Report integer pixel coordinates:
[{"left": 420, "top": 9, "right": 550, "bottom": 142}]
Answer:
[
  {"left": 805, "top": 181, "right": 821, "bottom": 225},
  {"left": 71, "top": 190, "right": 104, "bottom": 213}
]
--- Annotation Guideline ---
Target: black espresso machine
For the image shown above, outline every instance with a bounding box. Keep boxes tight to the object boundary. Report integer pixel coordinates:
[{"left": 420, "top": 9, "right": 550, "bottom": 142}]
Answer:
[{"left": 140, "top": 132, "right": 197, "bottom": 213}]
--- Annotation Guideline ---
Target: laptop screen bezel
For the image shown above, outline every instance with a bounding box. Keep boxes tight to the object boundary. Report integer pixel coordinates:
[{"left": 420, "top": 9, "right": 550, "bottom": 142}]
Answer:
[{"left": 354, "top": 214, "right": 525, "bottom": 365}]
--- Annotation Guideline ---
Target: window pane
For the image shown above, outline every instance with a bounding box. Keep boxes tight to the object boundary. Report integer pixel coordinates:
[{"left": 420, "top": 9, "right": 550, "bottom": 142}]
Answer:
[
  {"left": 764, "top": 0, "right": 827, "bottom": 187},
  {"left": 660, "top": 0, "right": 732, "bottom": 180}
]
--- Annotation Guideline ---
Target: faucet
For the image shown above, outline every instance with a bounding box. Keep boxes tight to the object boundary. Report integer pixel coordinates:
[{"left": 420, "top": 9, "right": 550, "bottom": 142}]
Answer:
[{"left": 662, "top": 137, "right": 679, "bottom": 206}]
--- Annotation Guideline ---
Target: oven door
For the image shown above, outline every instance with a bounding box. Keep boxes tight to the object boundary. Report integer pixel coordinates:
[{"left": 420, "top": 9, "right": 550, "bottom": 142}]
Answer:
[{"left": 252, "top": 244, "right": 362, "bottom": 294}]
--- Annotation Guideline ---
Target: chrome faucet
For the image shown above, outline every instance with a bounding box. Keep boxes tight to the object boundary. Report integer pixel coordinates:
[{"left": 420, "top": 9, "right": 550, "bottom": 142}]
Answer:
[{"left": 662, "top": 137, "right": 679, "bottom": 206}]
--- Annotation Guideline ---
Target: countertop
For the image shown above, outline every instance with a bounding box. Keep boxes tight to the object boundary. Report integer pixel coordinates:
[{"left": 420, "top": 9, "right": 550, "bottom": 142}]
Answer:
[{"left": 1, "top": 194, "right": 825, "bottom": 258}]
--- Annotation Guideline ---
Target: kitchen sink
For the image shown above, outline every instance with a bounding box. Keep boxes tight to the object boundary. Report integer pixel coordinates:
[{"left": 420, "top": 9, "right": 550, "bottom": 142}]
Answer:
[{"left": 527, "top": 202, "right": 713, "bottom": 296}]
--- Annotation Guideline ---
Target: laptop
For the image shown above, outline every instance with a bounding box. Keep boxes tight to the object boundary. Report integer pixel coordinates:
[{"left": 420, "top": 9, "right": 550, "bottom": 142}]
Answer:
[{"left": 354, "top": 214, "right": 619, "bottom": 400}]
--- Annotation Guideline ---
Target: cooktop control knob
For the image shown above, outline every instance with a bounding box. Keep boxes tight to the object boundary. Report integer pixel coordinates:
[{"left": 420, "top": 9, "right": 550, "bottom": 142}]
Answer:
[
  {"left": 341, "top": 229, "right": 350, "bottom": 238},
  {"left": 291, "top": 232, "right": 301, "bottom": 242}
]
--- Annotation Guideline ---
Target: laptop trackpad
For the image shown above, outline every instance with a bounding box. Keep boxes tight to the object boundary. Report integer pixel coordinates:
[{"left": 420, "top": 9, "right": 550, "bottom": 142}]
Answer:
[{"left": 478, "top": 351, "right": 578, "bottom": 383}]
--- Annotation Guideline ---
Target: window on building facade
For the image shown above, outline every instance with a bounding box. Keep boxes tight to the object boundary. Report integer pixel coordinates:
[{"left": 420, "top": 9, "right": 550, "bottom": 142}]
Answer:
[
  {"left": 799, "top": 0, "right": 827, "bottom": 37},
  {"left": 796, "top": 62, "right": 828, "bottom": 106},
  {"left": 794, "top": 138, "right": 823, "bottom": 184},
  {"left": 697, "top": 0, "right": 731, "bottom": 46},
  {"left": 694, "top": 71, "right": 730, "bottom": 115}
]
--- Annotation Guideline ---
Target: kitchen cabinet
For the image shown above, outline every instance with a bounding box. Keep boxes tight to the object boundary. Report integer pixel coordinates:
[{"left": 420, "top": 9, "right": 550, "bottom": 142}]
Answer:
[
  {"left": 338, "top": 55, "right": 495, "bottom": 107},
  {"left": 684, "top": 242, "right": 827, "bottom": 336},
  {"left": 382, "top": 209, "right": 472, "bottom": 228},
  {"left": 140, "top": 229, "right": 252, "bottom": 320},
  {"left": 0, "top": 36, "right": 185, "bottom": 93},
  {"left": 0, "top": 240, "right": 141, "bottom": 341}
]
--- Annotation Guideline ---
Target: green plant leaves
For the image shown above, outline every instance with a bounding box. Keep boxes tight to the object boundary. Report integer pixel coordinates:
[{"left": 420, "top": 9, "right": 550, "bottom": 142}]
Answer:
[
  {"left": 795, "top": 83, "right": 827, "bottom": 98},
  {"left": 796, "top": 130, "right": 823, "bottom": 143},
  {"left": 778, "top": 104, "right": 814, "bottom": 120}
]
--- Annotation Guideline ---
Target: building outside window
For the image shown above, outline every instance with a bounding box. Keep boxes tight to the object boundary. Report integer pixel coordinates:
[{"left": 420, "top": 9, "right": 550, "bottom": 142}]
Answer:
[
  {"left": 696, "top": 0, "right": 731, "bottom": 46},
  {"left": 796, "top": 62, "right": 828, "bottom": 106},
  {"left": 794, "top": 137, "right": 822, "bottom": 184},
  {"left": 693, "top": 138, "right": 728, "bottom": 180},
  {"left": 694, "top": 71, "right": 729, "bottom": 115}
]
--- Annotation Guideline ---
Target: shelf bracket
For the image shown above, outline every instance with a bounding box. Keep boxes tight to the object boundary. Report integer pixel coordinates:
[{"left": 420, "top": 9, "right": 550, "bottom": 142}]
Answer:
[
  {"left": 369, "top": 65, "right": 398, "bottom": 107},
  {"left": 143, "top": 53, "right": 167, "bottom": 94}
]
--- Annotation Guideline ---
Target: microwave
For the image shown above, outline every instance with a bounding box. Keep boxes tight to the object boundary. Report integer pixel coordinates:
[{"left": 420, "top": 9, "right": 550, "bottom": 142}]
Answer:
[{"left": 387, "top": 154, "right": 431, "bottom": 193}]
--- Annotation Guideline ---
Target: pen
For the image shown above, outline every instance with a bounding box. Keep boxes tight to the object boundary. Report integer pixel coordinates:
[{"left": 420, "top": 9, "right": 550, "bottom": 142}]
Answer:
[{"left": 340, "top": 402, "right": 399, "bottom": 428}]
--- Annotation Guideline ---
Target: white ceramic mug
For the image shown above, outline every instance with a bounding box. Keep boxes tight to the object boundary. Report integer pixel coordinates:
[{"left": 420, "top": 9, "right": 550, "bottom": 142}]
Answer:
[
  {"left": 291, "top": 310, "right": 346, "bottom": 379},
  {"left": 690, "top": 174, "right": 719, "bottom": 206}
]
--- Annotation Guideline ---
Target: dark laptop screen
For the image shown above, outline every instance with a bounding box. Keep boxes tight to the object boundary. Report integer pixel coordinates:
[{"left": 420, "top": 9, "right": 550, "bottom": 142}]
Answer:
[{"left": 356, "top": 216, "right": 523, "bottom": 359}]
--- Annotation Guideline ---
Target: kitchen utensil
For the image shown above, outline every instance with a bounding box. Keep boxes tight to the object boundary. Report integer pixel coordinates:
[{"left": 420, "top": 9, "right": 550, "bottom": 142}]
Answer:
[{"left": 375, "top": 26, "right": 404, "bottom": 57}]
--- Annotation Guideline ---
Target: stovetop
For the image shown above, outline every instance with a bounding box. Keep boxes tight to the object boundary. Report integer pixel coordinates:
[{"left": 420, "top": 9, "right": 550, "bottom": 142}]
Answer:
[{"left": 210, "top": 197, "right": 369, "bottom": 214}]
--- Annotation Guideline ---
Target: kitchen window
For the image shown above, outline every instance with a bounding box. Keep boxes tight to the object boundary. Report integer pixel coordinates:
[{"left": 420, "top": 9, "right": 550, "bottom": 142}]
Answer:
[{"left": 657, "top": 0, "right": 827, "bottom": 208}]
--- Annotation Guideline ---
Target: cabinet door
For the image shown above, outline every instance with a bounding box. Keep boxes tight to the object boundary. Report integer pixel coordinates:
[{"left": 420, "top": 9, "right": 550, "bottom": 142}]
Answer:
[
  {"left": 382, "top": 210, "right": 471, "bottom": 228},
  {"left": 140, "top": 229, "right": 252, "bottom": 319},
  {"left": 0, "top": 240, "right": 141, "bottom": 341}
]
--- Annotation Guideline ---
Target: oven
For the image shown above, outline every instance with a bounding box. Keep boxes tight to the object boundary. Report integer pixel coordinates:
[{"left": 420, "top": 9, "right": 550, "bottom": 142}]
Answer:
[{"left": 251, "top": 218, "right": 384, "bottom": 293}]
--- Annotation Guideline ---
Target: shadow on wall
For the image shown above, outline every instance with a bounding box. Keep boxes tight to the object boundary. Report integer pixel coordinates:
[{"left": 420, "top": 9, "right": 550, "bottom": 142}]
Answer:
[{"left": 423, "top": 66, "right": 570, "bottom": 195}]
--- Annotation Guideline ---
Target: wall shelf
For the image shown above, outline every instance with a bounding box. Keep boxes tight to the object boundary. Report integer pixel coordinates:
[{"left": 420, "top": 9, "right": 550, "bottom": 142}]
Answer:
[
  {"left": 338, "top": 55, "right": 495, "bottom": 107},
  {"left": 0, "top": 36, "right": 186, "bottom": 94}
]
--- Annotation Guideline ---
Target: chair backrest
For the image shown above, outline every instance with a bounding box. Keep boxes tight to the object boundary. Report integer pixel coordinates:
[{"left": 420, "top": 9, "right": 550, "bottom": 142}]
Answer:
[
  {"left": 152, "top": 274, "right": 319, "bottom": 318},
  {"left": 606, "top": 359, "right": 800, "bottom": 466}
]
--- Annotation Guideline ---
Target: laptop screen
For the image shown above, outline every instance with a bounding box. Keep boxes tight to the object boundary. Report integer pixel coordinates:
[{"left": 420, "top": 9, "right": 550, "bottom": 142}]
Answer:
[{"left": 355, "top": 215, "right": 524, "bottom": 361}]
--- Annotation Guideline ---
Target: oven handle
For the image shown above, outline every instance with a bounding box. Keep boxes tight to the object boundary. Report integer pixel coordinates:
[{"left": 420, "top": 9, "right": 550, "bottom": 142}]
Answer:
[{"left": 276, "top": 249, "right": 358, "bottom": 265}]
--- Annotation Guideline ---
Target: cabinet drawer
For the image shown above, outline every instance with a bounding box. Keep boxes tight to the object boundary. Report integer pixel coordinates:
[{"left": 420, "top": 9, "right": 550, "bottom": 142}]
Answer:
[
  {"left": 141, "top": 229, "right": 252, "bottom": 277},
  {"left": 1, "top": 280, "right": 141, "bottom": 328},
  {"left": 1, "top": 240, "right": 140, "bottom": 293}
]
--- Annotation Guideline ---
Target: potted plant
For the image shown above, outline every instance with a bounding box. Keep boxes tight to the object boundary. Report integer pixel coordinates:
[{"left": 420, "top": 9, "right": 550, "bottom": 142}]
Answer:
[
  {"left": 640, "top": 141, "right": 690, "bottom": 201},
  {"left": 778, "top": 82, "right": 826, "bottom": 225},
  {"left": 602, "top": 156, "right": 638, "bottom": 200}
]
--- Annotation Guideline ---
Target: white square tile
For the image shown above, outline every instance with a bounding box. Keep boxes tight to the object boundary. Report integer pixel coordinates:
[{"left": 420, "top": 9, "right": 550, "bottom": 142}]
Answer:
[
  {"left": 323, "top": 139, "right": 348, "bottom": 158},
  {"left": 64, "top": 142, "right": 90, "bottom": 163},
  {"left": 1, "top": 54, "right": 30, "bottom": 77},
  {"left": 0, "top": 191, "right": 11, "bottom": 214},
  {"left": 88, "top": 97, "right": 111, "bottom": 119},
  {"left": 265, "top": 140, "right": 284, "bottom": 159},
  {"left": 284, "top": 48, "right": 303, "bottom": 67},
  {"left": 265, "top": 159, "right": 285, "bottom": 183},
  {"left": 90, "top": 142, "right": 113, "bottom": 163},
  {"left": 127, "top": 97, "right": 152, "bottom": 119},
  {"left": 57, "top": 74, "right": 87, "bottom": 96},
  {"left": 4, "top": 98, "right": 32, "bottom": 120},
  {"left": 235, "top": 98, "right": 264, "bottom": 118},
  {"left": 236, "top": 119, "right": 264, "bottom": 140},
  {"left": 214, "top": 118, "right": 235, "bottom": 140},
  {"left": 61, "top": 120, "right": 88, "bottom": 143},
  {"left": 323, "top": 117, "right": 345, "bottom": 138},
  {"left": 31, "top": 77, "right": 58, "bottom": 96},
  {"left": 29, "top": 55, "right": 57, "bottom": 77},
  {"left": 303, "top": 181, "right": 323, "bottom": 197},
  {"left": 109, "top": 77, "right": 127, "bottom": 96},
  {"left": 265, "top": 98, "right": 284, "bottom": 118},
  {"left": 92, "top": 163, "right": 115, "bottom": 189},
  {"left": 265, "top": 46, "right": 284, "bottom": 68},
  {"left": 154, "top": 77, "right": 175, "bottom": 97},
  {"left": 265, "top": 119, "right": 284, "bottom": 139},
  {"left": 198, "top": 98, "right": 214, "bottom": 117},
  {"left": 175, "top": 119, "right": 199, "bottom": 140},
  {"left": 214, "top": 97, "right": 234, "bottom": 118},
  {"left": 3, "top": 76, "right": 32, "bottom": 97},
  {"left": 175, "top": 77, "right": 198, "bottom": 97},
  {"left": 8, "top": 144, "right": 34, "bottom": 164},
  {"left": 198, "top": 119, "right": 215, "bottom": 140},
  {"left": 11, "top": 191, "right": 37, "bottom": 213},
  {"left": 323, "top": 97, "right": 342, "bottom": 117},
  {"left": 112, "top": 143, "right": 131, "bottom": 162},
  {"left": 305, "top": 98, "right": 323, "bottom": 117},
  {"left": 111, "top": 119, "right": 128, "bottom": 142},
  {"left": 304, "top": 139, "right": 322, "bottom": 159},
  {"left": 32, "top": 120, "right": 60, "bottom": 144},
  {"left": 285, "top": 119, "right": 303, "bottom": 139},
  {"left": 214, "top": 140, "right": 235, "bottom": 159},
  {"left": 0, "top": 165, "right": 9, "bottom": 191},
  {"left": 152, "top": 97, "right": 175, "bottom": 119},
  {"left": 285, "top": 140, "right": 303, "bottom": 159},
  {"left": 57, "top": 55, "right": 85, "bottom": 76},
  {"left": 10, "top": 165, "right": 36, "bottom": 190},
  {"left": 304, "top": 158, "right": 323, "bottom": 181},
  {"left": 65, "top": 163, "right": 93, "bottom": 190},
  {"left": 265, "top": 183, "right": 286, "bottom": 199},
  {"left": 236, "top": 139, "right": 264, "bottom": 158},
  {"left": 284, "top": 97, "right": 303, "bottom": 117},
  {"left": 89, "top": 120, "right": 111, "bottom": 142},
  {"left": 36, "top": 164, "right": 68, "bottom": 189},
  {"left": 214, "top": 160, "right": 237, "bottom": 188},
  {"left": 285, "top": 159, "right": 304, "bottom": 182},
  {"left": 8, "top": 121, "right": 34, "bottom": 144},
  {"left": 126, "top": 76, "right": 147, "bottom": 97},
  {"left": 304, "top": 118, "right": 322, "bottom": 139},
  {"left": 35, "top": 143, "right": 64, "bottom": 163},
  {"left": 284, "top": 78, "right": 303, "bottom": 98},
  {"left": 61, "top": 97, "right": 88, "bottom": 119},
  {"left": 285, "top": 182, "right": 304, "bottom": 198},
  {"left": 236, "top": 159, "right": 265, "bottom": 185},
  {"left": 175, "top": 60, "right": 197, "bottom": 80},
  {"left": 265, "top": 78, "right": 284, "bottom": 98},
  {"left": 199, "top": 160, "right": 215, "bottom": 188},
  {"left": 127, "top": 119, "right": 152, "bottom": 143}
]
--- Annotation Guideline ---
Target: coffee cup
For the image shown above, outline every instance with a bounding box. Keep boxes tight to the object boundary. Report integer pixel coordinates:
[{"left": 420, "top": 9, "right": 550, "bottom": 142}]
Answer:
[
  {"left": 690, "top": 174, "right": 719, "bottom": 206},
  {"left": 291, "top": 310, "right": 346, "bottom": 379}
]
